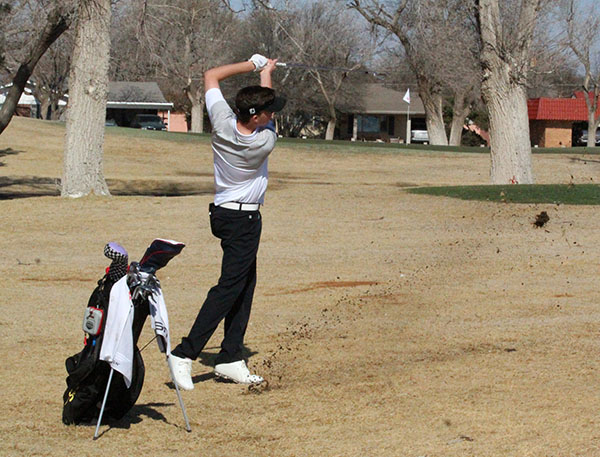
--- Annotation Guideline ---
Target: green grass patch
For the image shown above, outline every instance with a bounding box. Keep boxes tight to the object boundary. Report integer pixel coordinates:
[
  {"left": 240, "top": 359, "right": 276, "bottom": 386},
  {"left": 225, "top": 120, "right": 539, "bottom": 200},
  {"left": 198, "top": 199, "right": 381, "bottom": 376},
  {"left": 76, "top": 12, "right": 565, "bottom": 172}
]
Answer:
[
  {"left": 531, "top": 146, "right": 600, "bottom": 154},
  {"left": 407, "top": 184, "right": 600, "bottom": 205},
  {"left": 105, "top": 125, "right": 212, "bottom": 144}
]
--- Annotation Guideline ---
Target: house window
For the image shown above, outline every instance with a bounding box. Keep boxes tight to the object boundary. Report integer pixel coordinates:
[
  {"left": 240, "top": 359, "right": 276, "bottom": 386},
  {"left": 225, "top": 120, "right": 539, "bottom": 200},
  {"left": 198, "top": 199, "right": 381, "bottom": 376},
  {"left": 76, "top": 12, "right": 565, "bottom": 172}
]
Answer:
[
  {"left": 380, "top": 117, "right": 388, "bottom": 132},
  {"left": 347, "top": 114, "right": 354, "bottom": 135},
  {"left": 388, "top": 116, "right": 395, "bottom": 135},
  {"left": 358, "top": 115, "right": 380, "bottom": 133}
]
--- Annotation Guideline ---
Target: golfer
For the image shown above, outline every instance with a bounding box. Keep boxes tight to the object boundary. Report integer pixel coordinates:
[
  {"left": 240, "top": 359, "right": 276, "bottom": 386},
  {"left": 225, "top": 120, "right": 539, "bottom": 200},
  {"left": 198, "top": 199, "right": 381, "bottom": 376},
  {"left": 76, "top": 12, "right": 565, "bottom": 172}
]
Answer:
[{"left": 169, "top": 54, "right": 285, "bottom": 389}]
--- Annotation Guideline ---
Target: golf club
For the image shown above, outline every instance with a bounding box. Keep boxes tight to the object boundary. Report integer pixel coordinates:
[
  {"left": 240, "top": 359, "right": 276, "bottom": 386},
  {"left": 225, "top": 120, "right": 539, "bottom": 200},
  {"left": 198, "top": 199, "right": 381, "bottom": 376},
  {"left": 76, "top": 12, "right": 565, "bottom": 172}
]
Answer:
[
  {"left": 275, "top": 62, "right": 355, "bottom": 72},
  {"left": 275, "top": 62, "right": 386, "bottom": 79}
]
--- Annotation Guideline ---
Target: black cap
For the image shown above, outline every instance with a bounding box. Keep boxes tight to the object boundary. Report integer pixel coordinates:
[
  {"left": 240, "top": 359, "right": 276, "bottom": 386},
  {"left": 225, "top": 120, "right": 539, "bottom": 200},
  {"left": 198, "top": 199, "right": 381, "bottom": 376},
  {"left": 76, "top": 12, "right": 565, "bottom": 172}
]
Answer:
[{"left": 242, "top": 96, "right": 287, "bottom": 115}]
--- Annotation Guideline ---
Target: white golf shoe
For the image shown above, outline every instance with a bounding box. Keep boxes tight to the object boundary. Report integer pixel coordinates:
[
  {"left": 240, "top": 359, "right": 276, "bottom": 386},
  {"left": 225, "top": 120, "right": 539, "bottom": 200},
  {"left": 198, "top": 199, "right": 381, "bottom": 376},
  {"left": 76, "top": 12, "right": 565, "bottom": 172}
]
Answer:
[
  {"left": 214, "top": 360, "right": 264, "bottom": 384},
  {"left": 168, "top": 354, "right": 194, "bottom": 391}
]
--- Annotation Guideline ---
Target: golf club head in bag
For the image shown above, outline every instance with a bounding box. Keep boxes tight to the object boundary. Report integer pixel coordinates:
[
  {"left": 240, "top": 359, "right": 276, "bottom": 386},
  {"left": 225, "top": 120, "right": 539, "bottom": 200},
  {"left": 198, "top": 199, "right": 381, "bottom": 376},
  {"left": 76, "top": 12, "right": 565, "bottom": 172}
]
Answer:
[
  {"left": 104, "top": 242, "right": 129, "bottom": 283},
  {"left": 131, "top": 239, "right": 184, "bottom": 354},
  {"left": 139, "top": 239, "right": 185, "bottom": 274}
]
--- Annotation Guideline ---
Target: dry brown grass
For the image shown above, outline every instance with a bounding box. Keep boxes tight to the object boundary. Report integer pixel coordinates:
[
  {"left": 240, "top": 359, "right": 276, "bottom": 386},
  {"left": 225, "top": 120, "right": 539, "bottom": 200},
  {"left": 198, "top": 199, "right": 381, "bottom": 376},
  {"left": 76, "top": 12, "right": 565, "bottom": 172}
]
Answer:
[{"left": 1, "top": 117, "right": 600, "bottom": 456}]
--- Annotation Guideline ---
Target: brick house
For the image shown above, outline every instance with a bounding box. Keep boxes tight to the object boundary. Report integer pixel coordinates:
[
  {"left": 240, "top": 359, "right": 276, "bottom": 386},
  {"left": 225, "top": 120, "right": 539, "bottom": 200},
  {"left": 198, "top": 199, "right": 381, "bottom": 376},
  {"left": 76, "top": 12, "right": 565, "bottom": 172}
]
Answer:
[{"left": 528, "top": 92, "right": 599, "bottom": 147}]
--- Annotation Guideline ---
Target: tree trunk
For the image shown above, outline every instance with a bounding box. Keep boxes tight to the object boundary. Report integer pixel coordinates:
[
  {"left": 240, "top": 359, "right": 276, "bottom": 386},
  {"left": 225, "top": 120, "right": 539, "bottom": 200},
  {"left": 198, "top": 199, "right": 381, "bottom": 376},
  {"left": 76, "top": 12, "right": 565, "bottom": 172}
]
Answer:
[
  {"left": 62, "top": 0, "right": 111, "bottom": 197},
  {"left": 325, "top": 117, "right": 336, "bottom": 140},
  {"left": 190, "top": 100, "right": 204, "bottom": 133},
  {"left": 477, "top": 0, "right": 538, "bottom": 184},
  {"left": 0, "top": 5, "right": 71, "bottom": 134},
  {"left": 448, "top": 117, "right": 465, "bottom": 146},
  {"left": 420, "top": 89, "right": 448, "bottom": 145},
  {"left": 35, "top": 93, "right": 48, "bottom": 119},
  {"left": 483, "top": 78, "right": 533, "bottom": 184},
  {"left": 49, "top": 97, "right": 61, "bottom": 120},
  {"left": 187, "top": 85, "right": 204, "bottom": 133},
  {"left": 584, "top": 91, "right": 599, "bottom": 147},
  {"left": 587, "top": 122, "right": 596, "bottom": 148},
  {"left": 449, "top": 92, "right": 471, "bottom": 146}
]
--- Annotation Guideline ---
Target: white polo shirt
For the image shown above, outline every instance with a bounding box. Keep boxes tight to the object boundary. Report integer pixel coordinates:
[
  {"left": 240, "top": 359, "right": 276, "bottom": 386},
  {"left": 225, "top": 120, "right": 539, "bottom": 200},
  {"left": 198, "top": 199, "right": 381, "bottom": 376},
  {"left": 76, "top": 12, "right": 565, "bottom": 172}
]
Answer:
[{"left": 206, "top": 88, "right": 277, "bottom": 206}]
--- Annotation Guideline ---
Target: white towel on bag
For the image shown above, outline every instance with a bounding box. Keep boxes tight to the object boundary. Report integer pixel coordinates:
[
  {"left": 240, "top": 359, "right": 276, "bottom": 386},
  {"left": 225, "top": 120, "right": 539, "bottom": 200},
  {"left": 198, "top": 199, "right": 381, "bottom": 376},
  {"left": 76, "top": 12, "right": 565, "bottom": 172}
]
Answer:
[
  {"left": 99, "top": 276, "right": 134, "bottom": 388},
  {"left": 149, "top": 287, "right": 171, "bottom": 355}
]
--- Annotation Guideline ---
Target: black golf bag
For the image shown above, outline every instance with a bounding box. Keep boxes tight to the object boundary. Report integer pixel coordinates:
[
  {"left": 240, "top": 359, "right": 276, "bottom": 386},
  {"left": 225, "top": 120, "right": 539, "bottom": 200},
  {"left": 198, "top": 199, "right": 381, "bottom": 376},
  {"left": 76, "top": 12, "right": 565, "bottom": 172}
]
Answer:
[{"left": 62, "top": 239, "right": 185, "bottom": 425}]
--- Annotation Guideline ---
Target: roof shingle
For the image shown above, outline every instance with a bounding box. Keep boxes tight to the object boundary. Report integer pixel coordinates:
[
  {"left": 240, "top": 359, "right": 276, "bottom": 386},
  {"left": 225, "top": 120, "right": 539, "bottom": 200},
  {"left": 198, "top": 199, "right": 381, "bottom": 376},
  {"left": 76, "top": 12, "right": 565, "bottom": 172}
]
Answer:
[
  {"left": 340, "top": 84, "right": 426, "bottom": 115},
  {"left": 528, "top": 96, "right": 599, "bottom": 121}
]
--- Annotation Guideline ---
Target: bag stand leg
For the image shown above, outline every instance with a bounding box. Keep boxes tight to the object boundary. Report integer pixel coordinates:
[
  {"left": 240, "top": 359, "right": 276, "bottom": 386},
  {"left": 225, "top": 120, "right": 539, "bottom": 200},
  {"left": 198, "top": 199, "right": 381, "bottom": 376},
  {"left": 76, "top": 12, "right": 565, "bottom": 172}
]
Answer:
[
  {"left": 93, "top": 368, "right": 115, "bottom": 440},
  {"left": 166, "top": 356, "right": 191, "bottom": 432},
  {"left": 93, "top": 302, "right": 133, "bottom": 441},
  {"left": 91, "top": 356, "right": 191, "bottom": 439}
]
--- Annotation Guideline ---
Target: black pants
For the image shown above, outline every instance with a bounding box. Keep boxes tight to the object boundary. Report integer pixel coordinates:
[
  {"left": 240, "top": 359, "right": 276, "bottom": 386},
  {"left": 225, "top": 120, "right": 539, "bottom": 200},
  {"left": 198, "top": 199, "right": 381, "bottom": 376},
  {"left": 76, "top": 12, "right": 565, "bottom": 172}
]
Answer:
[{"left": 172, "top": 203, "right": 262, "bottom": 365}]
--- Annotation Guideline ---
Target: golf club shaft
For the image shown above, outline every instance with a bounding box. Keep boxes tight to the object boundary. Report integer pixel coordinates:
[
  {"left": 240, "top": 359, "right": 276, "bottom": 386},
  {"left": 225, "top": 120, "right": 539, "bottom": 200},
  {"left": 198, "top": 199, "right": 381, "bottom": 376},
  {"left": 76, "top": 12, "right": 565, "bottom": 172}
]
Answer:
[
  {"left": 275, "top": 62, "right": 353, "bottom": 72},
  {"left": 167, "top": 355, "right": 192, "bottom": 432}
]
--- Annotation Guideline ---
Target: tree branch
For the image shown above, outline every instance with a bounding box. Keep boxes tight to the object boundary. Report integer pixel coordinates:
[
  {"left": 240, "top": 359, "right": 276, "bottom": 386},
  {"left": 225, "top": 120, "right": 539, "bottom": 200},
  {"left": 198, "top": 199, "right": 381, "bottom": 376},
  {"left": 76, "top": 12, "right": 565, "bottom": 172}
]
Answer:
[{"left": 0, "top": 3, "right": 74, "bottom": 134}]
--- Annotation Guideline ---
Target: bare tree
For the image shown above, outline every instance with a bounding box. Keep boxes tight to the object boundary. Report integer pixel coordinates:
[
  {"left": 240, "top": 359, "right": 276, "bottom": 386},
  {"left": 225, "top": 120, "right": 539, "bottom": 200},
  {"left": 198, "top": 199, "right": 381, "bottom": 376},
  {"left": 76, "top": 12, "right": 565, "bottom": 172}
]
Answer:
[
  {"left": 62, "top": 0, "right": 112, "bottom": 197},
  {"left": 558, "top": 0, "right": 600, "bottom": 147},
  {"left": 31, "top": 32, "right": 72, "bottom": 120},
  {"left": 0, "top": 1, "right": 74, "bottom": 134},
  {"left": 254, "top": 0, "right": 371, "bottom": 140},
  {"left": 527, "top": 10, "right": 582, "bottom": 99},
  {"left": 475, "top": 0, "right": 542, "bottom": 184},
  {"left": 232, "top": 7, "right": 321, "bottom": 137},
  {"left": 350, "top": 0, "right": 480, "bottom": 146},
  {"left": 109, "top": 2, "right": 153, "bottom": 81},
  {"left": 287, "top": 2, "right": 369, "bottom": 140},
  {"left": 139, "top": 0, "right": 237, "bottom": 133},
  {"left": 0, "top": 2, "right": 13, "bottom": 71}
]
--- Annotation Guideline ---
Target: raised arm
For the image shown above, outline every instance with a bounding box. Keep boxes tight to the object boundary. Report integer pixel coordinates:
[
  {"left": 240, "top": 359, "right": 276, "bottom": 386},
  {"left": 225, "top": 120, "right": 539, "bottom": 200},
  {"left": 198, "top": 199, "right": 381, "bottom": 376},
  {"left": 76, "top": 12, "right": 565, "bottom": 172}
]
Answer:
[
  {"left": 204, "top": 54, "right": 277, "bottom": 92},
  {"left": 204, "top": 61, "right": 255, "bottom": 92},
  {"left": 259, "top": 59, "right": 278, "bottom": 89}
]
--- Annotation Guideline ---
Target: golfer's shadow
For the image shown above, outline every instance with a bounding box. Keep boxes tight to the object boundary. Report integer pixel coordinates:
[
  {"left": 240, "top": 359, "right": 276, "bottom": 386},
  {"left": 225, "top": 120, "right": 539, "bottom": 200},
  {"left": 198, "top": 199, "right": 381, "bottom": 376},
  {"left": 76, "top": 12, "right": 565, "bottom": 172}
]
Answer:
[{"left": 165, "top": 346, "right": 259, "bottom": 388}]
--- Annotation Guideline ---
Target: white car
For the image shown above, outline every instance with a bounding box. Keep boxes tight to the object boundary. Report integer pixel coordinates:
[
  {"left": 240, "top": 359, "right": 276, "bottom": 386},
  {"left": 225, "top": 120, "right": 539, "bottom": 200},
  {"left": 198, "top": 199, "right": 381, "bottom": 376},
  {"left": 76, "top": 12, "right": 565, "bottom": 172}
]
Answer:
[
  {"left": 578, "top": 129, "right": 600, "bottom": 146},
  {"left": 411, "top": 130, "right": 429, "bottom": 144}
]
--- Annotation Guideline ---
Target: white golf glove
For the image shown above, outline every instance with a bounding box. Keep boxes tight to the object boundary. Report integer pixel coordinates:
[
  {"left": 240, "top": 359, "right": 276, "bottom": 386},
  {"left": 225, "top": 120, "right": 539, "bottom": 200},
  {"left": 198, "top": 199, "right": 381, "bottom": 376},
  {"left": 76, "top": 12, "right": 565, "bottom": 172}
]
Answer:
[{"left": 249, "top": 54, "right": 268, "bottom": 72}]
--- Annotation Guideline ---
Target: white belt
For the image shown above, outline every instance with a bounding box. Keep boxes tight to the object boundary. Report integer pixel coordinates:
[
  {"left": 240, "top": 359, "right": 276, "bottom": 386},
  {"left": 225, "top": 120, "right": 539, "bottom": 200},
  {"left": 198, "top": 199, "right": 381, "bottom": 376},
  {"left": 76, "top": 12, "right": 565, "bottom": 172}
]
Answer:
[{"left": 218, "top": 202, "right": 260, "bottom": 211}]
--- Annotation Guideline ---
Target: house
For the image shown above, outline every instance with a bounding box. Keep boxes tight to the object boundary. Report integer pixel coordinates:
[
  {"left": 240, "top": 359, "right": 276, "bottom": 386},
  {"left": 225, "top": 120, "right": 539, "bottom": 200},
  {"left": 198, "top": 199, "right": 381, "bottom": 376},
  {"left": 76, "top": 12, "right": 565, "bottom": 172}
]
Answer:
[
  {"left": 1, "top": 82, "right": 43, "bottom": 118},
  {"left": 338, "top": 84, "right": 427, "bottom": 143},
  {"left": 106, "top": 81, "right": 175, "bottom": 130},
  {"left": 0, "top": 81, "right": 69, "bottom": 119},
  {"left": 1, "top": 80, "right": 179, "bottom": 129},
  {"left": 165, "top": 112, "right": 188, "bottom": 133},
  {"left": 527, "top": 92, "right": 600, "bottom": 147}
]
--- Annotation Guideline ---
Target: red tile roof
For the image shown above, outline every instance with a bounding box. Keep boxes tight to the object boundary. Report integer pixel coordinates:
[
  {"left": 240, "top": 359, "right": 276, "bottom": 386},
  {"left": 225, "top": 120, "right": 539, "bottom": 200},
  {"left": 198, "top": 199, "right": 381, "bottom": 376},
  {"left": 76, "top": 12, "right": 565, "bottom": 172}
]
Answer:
[{"left": 528, "top": 95, "right": 599, "bottom": 121}]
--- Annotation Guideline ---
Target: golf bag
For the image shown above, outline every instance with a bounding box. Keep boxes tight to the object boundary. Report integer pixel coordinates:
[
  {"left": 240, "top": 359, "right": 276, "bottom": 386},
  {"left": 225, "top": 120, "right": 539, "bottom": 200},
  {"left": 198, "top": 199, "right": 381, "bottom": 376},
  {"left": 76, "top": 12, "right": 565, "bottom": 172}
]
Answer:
[{"left": 62, "top": 239, "right": 185, "bottom": 425}]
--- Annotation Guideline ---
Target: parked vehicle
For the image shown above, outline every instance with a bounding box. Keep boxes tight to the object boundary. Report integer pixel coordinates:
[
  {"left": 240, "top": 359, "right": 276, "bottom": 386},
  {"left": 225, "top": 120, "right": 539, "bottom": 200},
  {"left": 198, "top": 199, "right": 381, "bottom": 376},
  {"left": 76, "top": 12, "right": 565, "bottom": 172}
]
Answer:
[
  {"left": 130, "top": 114, "right": 166, "bottom": 131},
  {"left": 411, "top": 130, "right": 429, "bottom": 144},
  {"left": 578, "top": 129, "right": 600, "bottom": 146}
]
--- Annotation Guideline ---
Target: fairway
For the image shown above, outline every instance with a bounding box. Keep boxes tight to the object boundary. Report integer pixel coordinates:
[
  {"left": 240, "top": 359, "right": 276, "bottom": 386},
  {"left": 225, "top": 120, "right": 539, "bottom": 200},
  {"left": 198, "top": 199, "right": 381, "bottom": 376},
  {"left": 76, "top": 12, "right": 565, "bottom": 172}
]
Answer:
[{"left": 1, "top": 117, "right": 600, "bottom": 456}]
